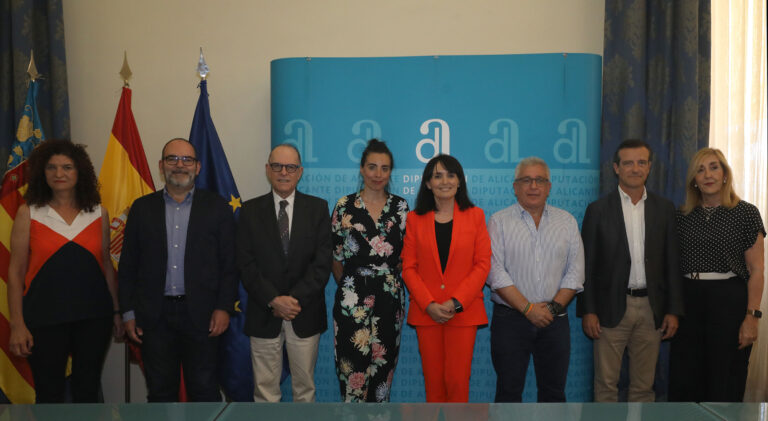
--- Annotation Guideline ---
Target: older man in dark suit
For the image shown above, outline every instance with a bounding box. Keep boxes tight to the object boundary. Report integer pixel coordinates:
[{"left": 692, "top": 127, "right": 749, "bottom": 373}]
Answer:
[
  {"left": 119, "top": 138, "right": 237, "bottom": 402},
  {"left": 236, "top": 143, "right": 332, "bottom": 402},
  {"left": 577, "top": 139, "right": 683, "bottom": 402}
]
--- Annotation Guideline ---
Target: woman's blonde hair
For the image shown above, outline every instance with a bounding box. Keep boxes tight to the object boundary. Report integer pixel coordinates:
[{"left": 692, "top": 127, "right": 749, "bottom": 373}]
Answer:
[{"left": 681, "top": 147, "right": 740, "bottom": 214}]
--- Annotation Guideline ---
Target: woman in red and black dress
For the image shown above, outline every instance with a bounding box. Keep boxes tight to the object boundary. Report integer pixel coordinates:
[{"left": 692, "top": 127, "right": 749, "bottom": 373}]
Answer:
[{"left": 7, "top": 139, "right": 123, "bottom": 403}]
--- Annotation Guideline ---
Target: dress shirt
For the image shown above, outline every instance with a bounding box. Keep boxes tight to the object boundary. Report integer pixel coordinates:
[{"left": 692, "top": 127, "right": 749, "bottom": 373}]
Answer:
[
  {"left": 123, "top": 187, "right": 194, "bottom": 321},
  {"left": 272, "top": 189, "right": 295, "bottom": 236},
  {"left": 618, "top": 186, "right": 647, "bottom": 289},
  {"left": 164, "top": 187, "right": 194, "bottom": 295},
  {"left": 487, "top": 203, "right": 585, "bottom": 306}
]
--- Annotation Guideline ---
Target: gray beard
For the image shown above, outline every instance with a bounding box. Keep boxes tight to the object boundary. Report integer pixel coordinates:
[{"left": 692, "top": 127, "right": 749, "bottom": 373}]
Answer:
[{"left": 164, "top": 171, "right": 195, "bottom": 189}]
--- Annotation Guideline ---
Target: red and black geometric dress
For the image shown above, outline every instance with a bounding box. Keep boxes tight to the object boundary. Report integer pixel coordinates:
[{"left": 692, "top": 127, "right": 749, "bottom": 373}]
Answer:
[{"left": 23, "top": 204, "right": 113, "bottom": 402}]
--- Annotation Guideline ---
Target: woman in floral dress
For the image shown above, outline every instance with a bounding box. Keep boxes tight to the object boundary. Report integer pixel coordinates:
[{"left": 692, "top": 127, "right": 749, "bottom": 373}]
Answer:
[{"left": 331, "top": 139, "right": 409, "bottom": 402}]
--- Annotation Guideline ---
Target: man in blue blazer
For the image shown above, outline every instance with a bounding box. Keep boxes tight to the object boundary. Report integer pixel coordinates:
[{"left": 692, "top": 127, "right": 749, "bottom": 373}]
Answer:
[
  {"left": 119, "top": 138, "right": 237, "bottom": 402},
  {"left": 577, "top": 139, "right": 683, "bottom": 402},
  {"left": 236, "top": 143, "right": 332, "bottom": 402}
]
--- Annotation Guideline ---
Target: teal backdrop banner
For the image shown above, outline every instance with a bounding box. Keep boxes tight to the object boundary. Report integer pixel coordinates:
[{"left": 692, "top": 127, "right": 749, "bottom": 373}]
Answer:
[{"left": 270, "top": 54, "right": 602, "bottom": 402}]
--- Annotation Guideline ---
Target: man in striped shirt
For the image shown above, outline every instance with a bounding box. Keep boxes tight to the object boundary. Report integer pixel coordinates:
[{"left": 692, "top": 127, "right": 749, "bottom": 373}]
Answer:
[{"left": 487, "top": 156, "right": 585, "bottom": 402}]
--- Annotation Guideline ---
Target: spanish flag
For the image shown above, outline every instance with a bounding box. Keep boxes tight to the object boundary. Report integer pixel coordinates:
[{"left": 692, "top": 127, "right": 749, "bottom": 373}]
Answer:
[
  {"left": 98, "top": 87, "right": 155, "bottom": 268},
  {"left": 0, "top": 80, "right": 45, "bottom": 404},
  {"left": 98, "top": 86, "right": 154, "bottom": 400}
]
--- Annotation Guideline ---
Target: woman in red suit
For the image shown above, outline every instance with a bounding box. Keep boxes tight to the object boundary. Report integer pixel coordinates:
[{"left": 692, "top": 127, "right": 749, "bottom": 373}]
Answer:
[{"left": 402, "top": 154, "right": 491, "bottom": 402}]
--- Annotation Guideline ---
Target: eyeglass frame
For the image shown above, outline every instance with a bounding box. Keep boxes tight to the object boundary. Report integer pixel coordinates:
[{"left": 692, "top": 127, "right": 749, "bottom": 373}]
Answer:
[
  {"left": 514, "top": 176, "right": 550, "bottom": 186},
  {"left": 163, "top": 155, "right": 198, "bottom": 166},
  {"left": 268, "top": 162, "right": 301, "bottom": 173}
]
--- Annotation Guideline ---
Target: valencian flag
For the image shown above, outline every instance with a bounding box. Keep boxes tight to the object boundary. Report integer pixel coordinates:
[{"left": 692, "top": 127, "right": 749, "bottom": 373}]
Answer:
[
  {"left": 98, "top": 86, "right": 155, "bottom": 267},
  {"left": 0, "top": 79, "right": 45, "bottom": 403},
  {"left": 188, "top": 79, "right": 251, "bottom": 401}
]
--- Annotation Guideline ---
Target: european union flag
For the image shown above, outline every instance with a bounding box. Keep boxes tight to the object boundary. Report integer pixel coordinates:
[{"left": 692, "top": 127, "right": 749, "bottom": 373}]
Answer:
[{"left": 189, "top": 79, "right": 252, "bottom": 402}]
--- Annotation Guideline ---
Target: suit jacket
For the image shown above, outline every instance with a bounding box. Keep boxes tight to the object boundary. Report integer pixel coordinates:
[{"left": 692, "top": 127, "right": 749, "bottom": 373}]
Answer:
[
  {"left": 236, "top": 191, "right": 332, "bottom": 338},
  {"left": 577, "top": 189, "right": 683, "bottom": 328},
  {"left": 401, "top": 203, "right": 491, "bottom": 326},
  {"left": 118, "top": 189, "right": 238, "bottom": 333}
]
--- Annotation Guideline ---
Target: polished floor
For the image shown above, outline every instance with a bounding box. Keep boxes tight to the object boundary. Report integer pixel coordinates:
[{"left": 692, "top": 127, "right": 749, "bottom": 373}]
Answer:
[{"left": 0, "top": 402, "right": 764, "bottom": 421}]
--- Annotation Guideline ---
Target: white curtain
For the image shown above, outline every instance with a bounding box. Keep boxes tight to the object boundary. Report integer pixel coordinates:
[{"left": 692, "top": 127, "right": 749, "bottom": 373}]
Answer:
[{"left": 710, "top": 0, "right": 768, "bottom": 402}]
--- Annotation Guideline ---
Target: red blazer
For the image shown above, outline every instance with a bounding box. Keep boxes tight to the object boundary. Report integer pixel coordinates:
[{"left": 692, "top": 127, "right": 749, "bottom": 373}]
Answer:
[{"left": 402, "top": 203, "right": 491, "bottom": 326}]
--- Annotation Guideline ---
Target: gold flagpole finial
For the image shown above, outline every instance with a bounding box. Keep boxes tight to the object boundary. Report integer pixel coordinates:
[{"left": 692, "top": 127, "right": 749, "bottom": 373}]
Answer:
[
  {"left": 119, "top": 51, "right": 133, "bottom": 87},
  {"left": 197, "top": 47, "right": 209, "bottom": 80},
  {"left": 27, "top": 50, "right": 40, "bottom": 82}
]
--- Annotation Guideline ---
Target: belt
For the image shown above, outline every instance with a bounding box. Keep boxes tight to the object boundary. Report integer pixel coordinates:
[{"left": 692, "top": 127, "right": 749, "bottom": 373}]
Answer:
[
  {"left": 165, "top": 295, "right": 186, "bottom": 301},
  {"left": 626, "top": 288, "right": 648, "bottom": 297},
  {"left": 684, "top": 271, "right": 736, "bottom": 280}
]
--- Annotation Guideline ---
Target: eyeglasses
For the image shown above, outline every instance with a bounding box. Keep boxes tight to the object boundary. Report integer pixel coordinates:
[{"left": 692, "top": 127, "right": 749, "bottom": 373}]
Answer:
[
  {"left": 514, "top": 177, "right": 550, "bottom": 186},
  {"left": 268, "top": 162, "right": 301, "bottom": 173},
  {"left": 163, "top": 155, "right": 197, "bottom": 166}
]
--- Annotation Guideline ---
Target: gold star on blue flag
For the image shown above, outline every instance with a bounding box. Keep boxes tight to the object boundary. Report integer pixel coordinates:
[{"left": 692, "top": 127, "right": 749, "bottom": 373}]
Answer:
[{"left": 228, "top": 194, "right": 242, "bottom": 213}]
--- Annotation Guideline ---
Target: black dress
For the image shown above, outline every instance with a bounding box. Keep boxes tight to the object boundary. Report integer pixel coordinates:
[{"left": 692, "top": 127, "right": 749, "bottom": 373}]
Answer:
[
  {"left": 330, "top": 192, "right": 409, "bottom": 402},
  {"left": 669, "top": 201, "right": 765, "bottom": 402}
]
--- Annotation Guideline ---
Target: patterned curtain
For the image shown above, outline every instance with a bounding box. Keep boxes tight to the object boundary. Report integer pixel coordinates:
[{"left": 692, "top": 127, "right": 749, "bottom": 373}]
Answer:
[
  {"left": 0, "top": 0, "right": 69, "bottom": 175},
  {"left": 601, "top": 0, "right": 710, "bottom": 206}
]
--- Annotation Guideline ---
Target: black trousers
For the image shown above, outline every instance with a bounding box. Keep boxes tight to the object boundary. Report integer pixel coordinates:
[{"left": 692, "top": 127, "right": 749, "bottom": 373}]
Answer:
[
  {"left": 140, "top": 297, "right": 220, "bottom": 402},
  {"left": 669, "top": 277, "right": 751, "bottom": 402},
  {"left": 490, "top": 303, "right": 570, "bottom": 402},
  {"left": 28, "top": 316, "right": 112, "bottom": 403}
]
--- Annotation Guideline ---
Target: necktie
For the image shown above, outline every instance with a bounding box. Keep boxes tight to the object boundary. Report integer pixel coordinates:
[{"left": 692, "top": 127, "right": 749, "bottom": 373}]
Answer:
[{"left": 278, "top": 200, "right": 289, "bottom": 254}]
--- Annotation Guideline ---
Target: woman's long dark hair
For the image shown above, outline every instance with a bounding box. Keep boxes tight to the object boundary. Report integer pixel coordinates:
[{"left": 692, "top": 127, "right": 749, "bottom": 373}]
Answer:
[
  {"left": 413, "top": 154, "right": 474, "bottom": 215},
  {"left": 24, "top": 139, "right": 101, "bottom": 212}
]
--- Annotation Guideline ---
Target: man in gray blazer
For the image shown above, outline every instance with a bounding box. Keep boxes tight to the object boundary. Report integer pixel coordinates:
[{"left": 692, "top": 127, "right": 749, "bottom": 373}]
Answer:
[
  {"left": 577, "top": 139, "right": 683, "bottom": 402},
  {"left": 236, "top": 143, "right": 332, "bottom": 402}
]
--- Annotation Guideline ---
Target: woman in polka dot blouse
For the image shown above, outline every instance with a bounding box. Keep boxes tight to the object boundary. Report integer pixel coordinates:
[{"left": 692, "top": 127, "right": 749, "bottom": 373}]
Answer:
[{"left": 669, "top": 147, "right": 765, "bottom": 402}]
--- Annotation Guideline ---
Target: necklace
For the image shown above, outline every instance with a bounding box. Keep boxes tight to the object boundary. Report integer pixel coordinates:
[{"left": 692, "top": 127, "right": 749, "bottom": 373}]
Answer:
[{"left": 701, "top": 205, "right": 719, "bottom": 221}]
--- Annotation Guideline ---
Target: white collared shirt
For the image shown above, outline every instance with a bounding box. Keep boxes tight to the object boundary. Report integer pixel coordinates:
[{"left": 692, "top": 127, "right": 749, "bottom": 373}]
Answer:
[
  {"left": 618, "top": 185, "right": 647, "bottom": 289},
  {"left": 487, "top": 203, "right": 585, "bottom": 305},
  {"left": 272, "top": 189, "right": 296, "bottom": 235}
]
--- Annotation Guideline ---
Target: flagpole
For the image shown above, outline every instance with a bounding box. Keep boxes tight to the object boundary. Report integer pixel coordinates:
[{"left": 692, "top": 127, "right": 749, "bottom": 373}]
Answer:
[
  {"left": 120, "top": 51, "right": 132, "bottom": 404},
  {"left": 189, "top": 48, "right": 253, "bottom": 402}
]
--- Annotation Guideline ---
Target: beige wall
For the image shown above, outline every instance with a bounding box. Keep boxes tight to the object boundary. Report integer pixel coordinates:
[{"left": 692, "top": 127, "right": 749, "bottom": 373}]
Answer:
[{"left": 63, "top": 0, "right": 604, "bottom": 402}]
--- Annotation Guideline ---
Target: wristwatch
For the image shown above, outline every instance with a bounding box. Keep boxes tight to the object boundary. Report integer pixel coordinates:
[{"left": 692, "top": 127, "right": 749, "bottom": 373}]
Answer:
[
  {"left": 546, "top": 301, "right": 566, "bottom": 317},
  {"left": 452, "top": 298, "right": 464, "bottom": 313},
  {"left": 747, "top": 309, "right": 763, "bottom": 318}
]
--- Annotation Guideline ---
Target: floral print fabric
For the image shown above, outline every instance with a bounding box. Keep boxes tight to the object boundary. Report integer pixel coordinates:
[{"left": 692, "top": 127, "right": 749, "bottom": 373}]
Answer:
[{"left": 331, "top": 192, "right": 408, "bottom": 402}]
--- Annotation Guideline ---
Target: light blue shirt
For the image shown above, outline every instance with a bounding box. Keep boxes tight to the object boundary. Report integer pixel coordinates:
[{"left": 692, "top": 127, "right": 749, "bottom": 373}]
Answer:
[
  {"left": 123, "top": 187, "right": 195, "bottom": 321},
  {"left": 163, "top": 187, "right": 194, "bottom": 296},
  {"left": 487, "top": 203, "right": 585, "bottom": 307}
]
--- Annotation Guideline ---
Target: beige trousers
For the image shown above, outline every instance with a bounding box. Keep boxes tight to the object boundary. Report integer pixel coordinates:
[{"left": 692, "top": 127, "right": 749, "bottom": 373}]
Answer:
[
  {"left": 593, "top": 295, "right": 662, "bottom": 402},
  {"left": 250, "top": 320, "right": 320, "bottom": 402}
]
